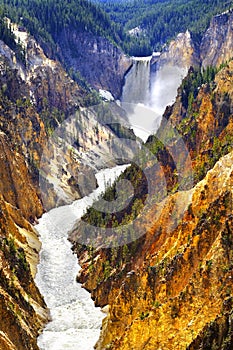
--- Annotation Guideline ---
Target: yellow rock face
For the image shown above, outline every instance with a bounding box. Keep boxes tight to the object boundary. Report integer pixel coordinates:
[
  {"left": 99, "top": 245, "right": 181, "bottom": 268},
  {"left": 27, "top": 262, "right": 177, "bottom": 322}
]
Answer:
[
  {"left": 0, "top": 193, "right": 48, "bottom": 350},
  {"left": 0, "top": 129, "right": 48, "bottom": 350},
  {"left": 73, "top": 60, "right": 233, "bottom": 350},
  {"left": 104, "top": 152, "right": 233, "bottom": 350},
  {"left": 0, "top": 132, "right": 43, "bottom": 221}
]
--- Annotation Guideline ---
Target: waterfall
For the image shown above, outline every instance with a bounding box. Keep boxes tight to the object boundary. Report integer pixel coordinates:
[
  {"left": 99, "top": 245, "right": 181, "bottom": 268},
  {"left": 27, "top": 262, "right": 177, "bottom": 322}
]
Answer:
[
  {"left": 150, "top": 65, "right": 187, "bottom": 116},
  {"left": 120, "top": 56, "right": 153, "bottom": 141},
  {"left": 121, "top": 55, "right": 187, "bottom": 141},
  {"left": 121, "top": 56, "right": 151, "bottom": 105}
]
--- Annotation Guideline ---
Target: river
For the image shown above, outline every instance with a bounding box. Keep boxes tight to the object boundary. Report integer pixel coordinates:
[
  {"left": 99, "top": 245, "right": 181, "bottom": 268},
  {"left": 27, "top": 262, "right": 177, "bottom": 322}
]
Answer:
[
  {"left": 35, "top": 165, "right": 129, "bottom": 350},
  {"left": 35, "top": 54, "right": 187, "bottom": 350}
]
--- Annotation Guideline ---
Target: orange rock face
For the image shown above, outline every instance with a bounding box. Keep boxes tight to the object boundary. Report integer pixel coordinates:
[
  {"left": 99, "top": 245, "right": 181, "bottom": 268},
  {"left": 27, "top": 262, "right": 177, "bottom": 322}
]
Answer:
[{"left": 73, "top": 61, "right": 233, "bottom": 350}]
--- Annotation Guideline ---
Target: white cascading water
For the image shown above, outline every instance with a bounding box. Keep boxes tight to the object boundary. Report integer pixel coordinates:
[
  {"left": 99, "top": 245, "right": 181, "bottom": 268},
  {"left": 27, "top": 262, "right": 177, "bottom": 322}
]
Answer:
[
  {"left": 150, "top": 65, "right": 187, "bottom": 115},
  {"left": 121, "top": 56, "right": 151, "bottom": 104},
  {"left": 121, "top": 56, "right": 187, "bottom": 140},
  {"left": 35, "top": 165, "right": 129, "bottom": 350}
]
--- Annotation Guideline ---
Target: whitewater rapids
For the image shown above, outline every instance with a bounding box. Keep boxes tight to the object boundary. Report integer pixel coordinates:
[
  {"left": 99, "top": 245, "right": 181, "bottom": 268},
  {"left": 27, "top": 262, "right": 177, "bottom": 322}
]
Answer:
[{"left": 35, "top": 165, "right": 129, "bottom": 350}]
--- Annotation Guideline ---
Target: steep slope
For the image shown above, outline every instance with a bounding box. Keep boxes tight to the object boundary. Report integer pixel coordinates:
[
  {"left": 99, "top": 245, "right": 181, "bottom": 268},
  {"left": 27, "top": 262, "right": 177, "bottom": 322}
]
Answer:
[
  {"left": 71, "top": 58, "right": 233, "bottom": 349},
  {"left": 201, "top": 10, "right": 233, "bottom": 68},
  {"left": 94, "top": 151, "right": 233, "bottom": 350},
  {"left": 0, "top": 22, "right": 136, "bottom": 208},
  {"left": 0, "top": 132, "right": 47, "bottom": 350},
  {"left": 1, "top": 4, "right": 233, "bottom": 350},
  {"left": 57, "top": 29, "right": 132, "bottom": 99}
]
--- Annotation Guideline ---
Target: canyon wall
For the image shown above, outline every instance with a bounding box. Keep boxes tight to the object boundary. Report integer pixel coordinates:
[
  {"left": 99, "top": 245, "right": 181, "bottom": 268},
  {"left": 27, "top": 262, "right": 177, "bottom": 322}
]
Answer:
[
  {"left": 1, "top": 7, "right": 233, "bottom": 350},
  {"left": 156, "top": 30, "right": 200, "bottom": 71},
  {"left": 72, "top": 57, "right": 233, "bottom": 350},
  {"left": 154, "top": 10, "right": 233, "bottom": 74},
  {"left": 0, "top": 132, "right": 47, "bottom": 350},
  {"left": 57, "top": 28, "right": 132, "bottom": 99},
  {"left": 201, "top": 10, "right": 233, "bottom": 68},
  {"left": 0, "top": 22, "right": 133, "bottom": 349}
]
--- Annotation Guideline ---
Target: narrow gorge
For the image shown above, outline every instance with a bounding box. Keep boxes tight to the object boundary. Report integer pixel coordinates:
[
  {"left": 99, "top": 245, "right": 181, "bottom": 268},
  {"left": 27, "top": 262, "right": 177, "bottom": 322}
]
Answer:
[
  {"left": 0, "top": 2, "right": 233, "bottom": 350},
  {"left": 34, "top": 28, "right": 199, "bottom": 348}
]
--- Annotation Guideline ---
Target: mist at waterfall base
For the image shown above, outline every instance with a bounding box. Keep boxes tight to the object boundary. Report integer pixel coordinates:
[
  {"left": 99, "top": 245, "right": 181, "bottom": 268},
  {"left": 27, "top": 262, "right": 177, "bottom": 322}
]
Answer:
[
  {"left": 121, "top": 57, "right": 187, "bottom": 141},
  {"left": 35, "top": 165, "right": 129, "bottom": 350}
]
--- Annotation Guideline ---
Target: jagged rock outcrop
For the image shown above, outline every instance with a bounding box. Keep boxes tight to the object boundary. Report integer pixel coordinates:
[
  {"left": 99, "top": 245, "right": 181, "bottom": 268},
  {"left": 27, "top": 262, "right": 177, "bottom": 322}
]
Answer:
[
  {"left": 156, "top": 30, "right": 200, "bottom": 71},
  {"left": 57, "top": 28, "right": 132, "bottom": 99},
  {"left": 153, "top": 9, "right": 233, "bottom": 78},
  {"left": 201, "top": 10, "right": 233, "bottom": 68}
]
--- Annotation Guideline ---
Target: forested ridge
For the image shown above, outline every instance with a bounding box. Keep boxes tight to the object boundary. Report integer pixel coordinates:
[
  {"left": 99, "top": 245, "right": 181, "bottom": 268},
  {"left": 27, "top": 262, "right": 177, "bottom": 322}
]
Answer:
[
  {"left": 93, "top": 0, "right": 233, "bottom": 53},
  {"left": 0, "top": 0, "right": 232, "bottom": 57},
  {"left": 0, "top": 0, "right": 125, "bottom": 54}
]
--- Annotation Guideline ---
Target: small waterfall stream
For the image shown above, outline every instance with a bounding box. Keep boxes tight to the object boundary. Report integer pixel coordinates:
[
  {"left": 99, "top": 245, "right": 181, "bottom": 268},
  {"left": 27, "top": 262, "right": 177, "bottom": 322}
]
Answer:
[{"left": 35, "top": 165, "right": 129, "bottom": 350}]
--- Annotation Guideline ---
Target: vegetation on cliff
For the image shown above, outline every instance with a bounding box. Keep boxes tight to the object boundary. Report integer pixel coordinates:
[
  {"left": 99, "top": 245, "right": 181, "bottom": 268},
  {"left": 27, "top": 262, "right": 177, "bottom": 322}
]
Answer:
[
  {"left": 0, "top": 1, "right": 131, "bottom": 96},
  {"left": 0, "top": 17, "right": 25, "bottom": 62}
]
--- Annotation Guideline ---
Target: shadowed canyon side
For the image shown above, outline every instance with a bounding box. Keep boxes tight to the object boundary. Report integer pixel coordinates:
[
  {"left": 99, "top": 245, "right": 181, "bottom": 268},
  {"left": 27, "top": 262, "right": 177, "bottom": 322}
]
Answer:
[
  {"left": 201, "top": 10, "right": 233, "bottom": 68},
  {"left": 0, "top": 22, "right": 134, "bottom": 209},
  {"left": 71, "top": 38, "right": 233, "bottom": 350},
  {"left": 56, "top": 30, "right": 132, "bottom": 99}
]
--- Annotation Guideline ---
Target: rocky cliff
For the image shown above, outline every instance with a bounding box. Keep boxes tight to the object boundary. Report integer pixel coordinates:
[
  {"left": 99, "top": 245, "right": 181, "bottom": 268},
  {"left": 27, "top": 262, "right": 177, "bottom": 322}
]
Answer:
[
  {"left": 72, "top": 58, "right": 233, "bottom": 349},
  {"left": 153, "top": 9, "right": 233, "bottom": 75},
  {"left": 57, "top": 28, "right": 132, "bottom": 99},
  {"left": 0, "top": 132, "right": 47, "bottom": 350},
  {"left": 1, "top": 6, "right": 233, "bottom": 350},
  {"left": 156, "top": 30, "right": 199, "bottom": 71},
  {"left": 0, "top": 23, "right": 136, "bottom": 209},
  {"left": 201, "top": 10, "right": 233, "bottom": 68}
]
